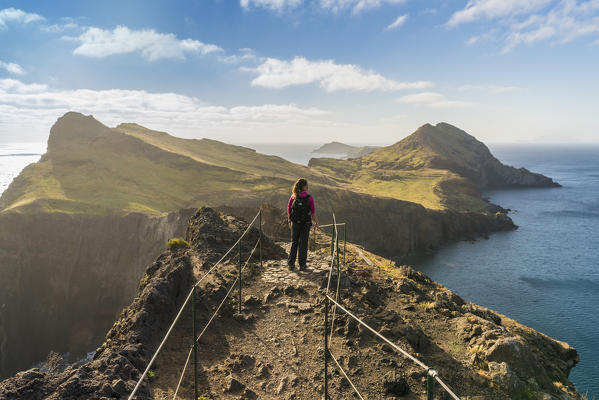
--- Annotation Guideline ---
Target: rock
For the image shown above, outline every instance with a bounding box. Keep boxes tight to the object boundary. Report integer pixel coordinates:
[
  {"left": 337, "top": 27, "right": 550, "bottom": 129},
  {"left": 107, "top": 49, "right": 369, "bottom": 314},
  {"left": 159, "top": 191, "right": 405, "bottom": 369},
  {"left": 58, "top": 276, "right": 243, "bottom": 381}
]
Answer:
[
  {"left": 243, "top": 295, "right": 261, "bottom": 307},
  {"left": 383, "top": 371, "right": 410, "bottom": 396},
  {"left": 225, "top": 375, "right": 245, "bottom": 392},
  {"left": 264, "top": 287, "right": 282, "bottom": 303},
  {"left": 276, "top": 377, "right": 288, "bottom": 394},
  {"left": 243, "top": 388, "right": 257, "bottom": 399},
  {"left": 485, "top": 338, "right": 544, "bottom": 380},
  {"left": 486, "top": 362, "right": 524, "bottom": 392}
]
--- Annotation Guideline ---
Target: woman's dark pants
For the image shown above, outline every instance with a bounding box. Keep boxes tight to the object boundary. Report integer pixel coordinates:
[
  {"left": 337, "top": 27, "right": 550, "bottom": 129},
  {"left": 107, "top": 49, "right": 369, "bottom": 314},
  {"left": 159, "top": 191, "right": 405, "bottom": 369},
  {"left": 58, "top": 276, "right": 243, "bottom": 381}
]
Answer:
[{"left": 288, "top": 222, "right": 311, "bottom": 267}]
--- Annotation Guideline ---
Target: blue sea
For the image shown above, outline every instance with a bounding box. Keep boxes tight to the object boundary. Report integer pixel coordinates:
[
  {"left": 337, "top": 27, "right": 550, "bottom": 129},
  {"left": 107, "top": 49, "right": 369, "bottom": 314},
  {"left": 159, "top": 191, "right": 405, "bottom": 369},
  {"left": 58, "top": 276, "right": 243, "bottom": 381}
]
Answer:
[
  {"left": 1, "top": 142, "right": 597, "bottom": 396},
  {"left": 409, "top": 145, "right": 599, "bottom": 398}
]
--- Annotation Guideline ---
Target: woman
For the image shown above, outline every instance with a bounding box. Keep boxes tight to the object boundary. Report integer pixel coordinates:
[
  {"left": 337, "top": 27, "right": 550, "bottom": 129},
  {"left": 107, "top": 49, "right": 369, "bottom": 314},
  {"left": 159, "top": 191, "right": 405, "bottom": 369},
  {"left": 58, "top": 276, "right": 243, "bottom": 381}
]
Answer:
[{"left": 287, "top": 178, "right": 319, "bottom": 271}]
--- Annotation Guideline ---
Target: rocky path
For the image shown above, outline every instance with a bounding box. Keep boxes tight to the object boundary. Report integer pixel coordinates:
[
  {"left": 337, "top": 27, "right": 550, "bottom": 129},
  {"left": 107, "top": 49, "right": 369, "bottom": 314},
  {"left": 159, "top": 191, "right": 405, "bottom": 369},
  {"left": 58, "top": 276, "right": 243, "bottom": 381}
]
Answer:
[{"left": 147, "top": 242, "right": 423, "bottom": 400}]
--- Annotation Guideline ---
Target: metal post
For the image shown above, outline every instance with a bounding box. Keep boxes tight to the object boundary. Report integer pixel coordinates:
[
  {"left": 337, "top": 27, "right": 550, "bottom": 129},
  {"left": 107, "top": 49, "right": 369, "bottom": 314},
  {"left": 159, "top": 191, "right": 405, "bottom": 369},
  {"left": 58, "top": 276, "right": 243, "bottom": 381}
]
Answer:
[
  {"left": 238, "top": 241, "right": 242, "bottom": 314},
  {"left": 324, "top": 296, "right": 329, "bottom": 400},
  {"left": 259, "top": 209, "right": 263, "bottom": 268},
  {"left": 427, "top": 369, "right": 435, "bottom": 400},
  {"left": 192, "top": 287, "right": 198, "bottom": 400},
  {"left": 343, "top": 224, "right": 347, "bottom": 267},
  {"left": 330, "top": 225, "right": 335, "bottom": 259}
]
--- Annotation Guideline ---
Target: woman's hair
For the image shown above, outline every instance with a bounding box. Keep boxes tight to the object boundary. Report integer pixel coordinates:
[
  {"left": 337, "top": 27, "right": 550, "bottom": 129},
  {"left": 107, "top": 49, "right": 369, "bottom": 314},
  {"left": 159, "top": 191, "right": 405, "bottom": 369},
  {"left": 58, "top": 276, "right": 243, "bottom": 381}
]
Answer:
[{"left": 292, "top": 178, "right": 308, "bottom": 198}]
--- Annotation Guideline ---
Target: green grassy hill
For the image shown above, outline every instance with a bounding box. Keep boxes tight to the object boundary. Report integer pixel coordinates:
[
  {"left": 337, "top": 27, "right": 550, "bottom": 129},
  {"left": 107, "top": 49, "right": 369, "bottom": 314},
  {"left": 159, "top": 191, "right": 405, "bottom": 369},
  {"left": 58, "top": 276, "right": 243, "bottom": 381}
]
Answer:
[
  {"left": 0, "top": 113, "right": 557, "bottom": 216},
  {"left": 310, "top": 122, "right": 558, "bottom": 211},
  {"left": 0, "top": 113, "right": 334, "bottom": 215}
]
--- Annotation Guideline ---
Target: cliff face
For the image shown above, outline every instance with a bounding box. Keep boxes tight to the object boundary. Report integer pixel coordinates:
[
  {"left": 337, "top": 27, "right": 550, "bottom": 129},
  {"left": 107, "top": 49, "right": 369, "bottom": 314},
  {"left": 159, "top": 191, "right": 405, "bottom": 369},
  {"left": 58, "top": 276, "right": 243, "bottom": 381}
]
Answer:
[
  {"left": 0, "top": 208, "right": 581, "bottom": 399},
  {"left": 0, "top": 208, "right": 195, "bottom": 379}
]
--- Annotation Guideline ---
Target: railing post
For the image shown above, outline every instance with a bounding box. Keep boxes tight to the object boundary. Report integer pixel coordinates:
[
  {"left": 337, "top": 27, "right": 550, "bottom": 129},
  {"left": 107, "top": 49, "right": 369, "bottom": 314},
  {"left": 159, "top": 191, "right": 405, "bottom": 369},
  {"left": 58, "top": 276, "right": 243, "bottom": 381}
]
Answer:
[
  {"left": 330, "top": 225, "right": 335, "bottom": 259},
  {"left": 324, "top": 295, "right": 329, "bottom": 400},
  {"left": 427, "top": 369, "right": 436, "bottom": 400},
  {"left": 343, "top": 224, "right": 346, "bottom": 267},
  {"left": 192, "top": 286, "right": 198, "bottom": 400},
  {"left": 238, "top": 240, "right": 242, "bottom": 314},
  {"left": 259, "top": 208, "right": 263, "bottom": 268}
]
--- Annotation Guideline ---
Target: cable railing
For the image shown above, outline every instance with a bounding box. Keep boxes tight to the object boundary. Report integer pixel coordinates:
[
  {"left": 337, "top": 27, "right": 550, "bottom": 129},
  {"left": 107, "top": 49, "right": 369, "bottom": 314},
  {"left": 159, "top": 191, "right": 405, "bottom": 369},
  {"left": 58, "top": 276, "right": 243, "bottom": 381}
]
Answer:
[
  {"left": 321, "top": 213, "right": 460, "bottom": 400},
  {"left": 128, "top": 209, "right": 263, "bottom": 400},
  {"left": 127, "top": 208, "right": 460, "bottom": 399}
]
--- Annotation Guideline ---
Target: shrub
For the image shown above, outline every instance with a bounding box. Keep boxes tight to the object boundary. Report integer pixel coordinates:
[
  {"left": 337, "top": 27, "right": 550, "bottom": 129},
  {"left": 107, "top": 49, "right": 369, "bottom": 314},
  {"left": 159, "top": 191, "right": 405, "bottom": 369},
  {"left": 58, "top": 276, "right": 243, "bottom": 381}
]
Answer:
[
  {"left": 168, "top": 238, "right": 189, "bottom": 251},
  {"left": 147, "top": 370, "right": 156, "bottom": 380}
]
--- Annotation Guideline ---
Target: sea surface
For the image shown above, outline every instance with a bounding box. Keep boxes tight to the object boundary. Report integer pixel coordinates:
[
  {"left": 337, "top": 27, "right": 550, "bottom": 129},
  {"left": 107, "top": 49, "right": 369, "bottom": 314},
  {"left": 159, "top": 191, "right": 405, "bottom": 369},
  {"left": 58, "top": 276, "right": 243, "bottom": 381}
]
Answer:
[
  {"left": 409, "top": 144, "right": 599, "bottom": 398},
  {"left": 1, "top": 142, "right": 597, "bottom": 396},
  {"left": 0, "top": 143, "right": 45, "bottom": 195}
]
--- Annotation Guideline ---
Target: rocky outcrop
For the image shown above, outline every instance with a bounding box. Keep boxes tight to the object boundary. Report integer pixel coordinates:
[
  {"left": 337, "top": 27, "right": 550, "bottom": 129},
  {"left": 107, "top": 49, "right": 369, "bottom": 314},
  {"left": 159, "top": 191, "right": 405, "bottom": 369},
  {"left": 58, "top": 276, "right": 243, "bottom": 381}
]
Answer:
[
  {"left": 0, "top": 208, "right": 195, "bottom": 379},
  {"left": 0, "top": 207, "right": 284, "bottom": 399},
  {"left": 0, "top": 209, "right": 581, "bottom": 399}
]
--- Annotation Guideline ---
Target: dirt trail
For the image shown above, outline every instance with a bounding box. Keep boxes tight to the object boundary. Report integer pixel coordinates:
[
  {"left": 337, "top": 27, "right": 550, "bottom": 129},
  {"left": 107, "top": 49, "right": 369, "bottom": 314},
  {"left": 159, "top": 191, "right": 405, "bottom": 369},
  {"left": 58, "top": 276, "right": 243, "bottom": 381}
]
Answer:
[{"left": 148, "top": 239, "right": 425, "bottom": 400}]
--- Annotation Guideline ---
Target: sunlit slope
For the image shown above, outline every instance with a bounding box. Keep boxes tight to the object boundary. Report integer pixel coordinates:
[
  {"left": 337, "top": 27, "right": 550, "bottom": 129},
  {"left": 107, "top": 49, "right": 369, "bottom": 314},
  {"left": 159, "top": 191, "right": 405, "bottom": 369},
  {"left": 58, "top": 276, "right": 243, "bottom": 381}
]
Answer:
[
  {"left": 115, "top": 123, "right": 335, "bottom": 185},
  {"left": 310, "top": 123, "right": 557, "bottom": 211},
  {"left": 0, "top": 113, "right": 301, "bottom": 214}
]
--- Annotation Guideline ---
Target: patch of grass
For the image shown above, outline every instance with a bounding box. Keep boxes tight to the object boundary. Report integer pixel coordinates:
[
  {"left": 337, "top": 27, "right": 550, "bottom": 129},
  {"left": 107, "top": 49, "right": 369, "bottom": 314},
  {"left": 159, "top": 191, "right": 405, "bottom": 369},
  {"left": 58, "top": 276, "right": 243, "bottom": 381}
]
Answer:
[
  {"left": 146, "top": 370, "right": 156, "bottom": 380},
  {"left": 168, "top": 238, "right": 189, "bottom": 251}
]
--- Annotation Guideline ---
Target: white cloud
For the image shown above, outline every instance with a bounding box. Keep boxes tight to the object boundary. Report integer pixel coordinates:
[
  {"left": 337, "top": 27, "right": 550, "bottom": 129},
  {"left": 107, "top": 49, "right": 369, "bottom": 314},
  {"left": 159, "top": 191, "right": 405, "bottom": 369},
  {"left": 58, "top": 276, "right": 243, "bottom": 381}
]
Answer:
[
  {"left": 240, "top": 0, "right": 303, "bottom": 11},
  {"left": 66, "top": 25, "right": 222, "bottom": 61},
  {"left": 220, "top": 48, "right": 262, "bottom": 64},
  {"left": 0, "top": 61, "right": 25, "bottom": 75},
  {"left": 0, "top": 7, "right": 44, "bottom": 29},
  {"left": 248, "top": 56, "right": 433, "bottom": 92},
  {"left": 320, "top": 0, "right": 405, "bottom": 14},
  {"left": 447, "top": 0, "right": 553, "bottom": 26},
  {"left": 0, "top": 79, "right": 336, "bottom": 142},
  {"left": 386, "top": 14, "right": 408, "bottom": 30},
  {"left": 0, "top": 79, "right": 47, "bottom": 93},
  {"left": 397, "top": 92, "right": 473, "bottom": 108},
  {"left": 448, "top": 0, "right": 599, "bottom": 52}
]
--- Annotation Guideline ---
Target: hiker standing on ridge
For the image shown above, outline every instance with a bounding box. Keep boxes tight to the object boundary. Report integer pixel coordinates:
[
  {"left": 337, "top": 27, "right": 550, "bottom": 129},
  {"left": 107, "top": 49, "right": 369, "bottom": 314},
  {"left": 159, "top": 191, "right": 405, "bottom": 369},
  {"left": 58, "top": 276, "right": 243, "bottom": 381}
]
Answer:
[{"left": 287, "top": 178, "right": 318, "bottom": 271}]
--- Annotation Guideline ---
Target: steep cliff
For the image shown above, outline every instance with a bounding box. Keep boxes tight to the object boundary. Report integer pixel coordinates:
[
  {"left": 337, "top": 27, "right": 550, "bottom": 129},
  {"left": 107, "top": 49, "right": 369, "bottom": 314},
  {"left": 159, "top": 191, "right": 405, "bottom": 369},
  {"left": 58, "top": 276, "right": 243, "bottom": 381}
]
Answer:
[
  {"left": 0, "top": 209, "right": 195, "bottom": 379},
  {"left": 0, "top": 208, "right": 581, "bottom": 399}
]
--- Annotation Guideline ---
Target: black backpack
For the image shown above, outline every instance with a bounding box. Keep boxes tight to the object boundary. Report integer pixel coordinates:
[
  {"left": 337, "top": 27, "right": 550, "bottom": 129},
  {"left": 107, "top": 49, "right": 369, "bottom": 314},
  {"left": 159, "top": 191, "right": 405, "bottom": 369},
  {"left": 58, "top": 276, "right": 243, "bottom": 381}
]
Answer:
[{"left": 290, "top": 195, "right": 312, "bottom": 224}]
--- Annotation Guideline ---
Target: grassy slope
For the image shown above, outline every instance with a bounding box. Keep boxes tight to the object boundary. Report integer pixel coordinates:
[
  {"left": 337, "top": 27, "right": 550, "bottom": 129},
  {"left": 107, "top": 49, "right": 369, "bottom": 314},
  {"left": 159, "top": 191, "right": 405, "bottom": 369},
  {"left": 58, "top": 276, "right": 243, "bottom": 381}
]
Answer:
[
  {"left": 0, "top": 114, "right": 502, "bottom": 216},
  {"left": 0, "top": 113, "right": 300, "bottom": 215},
  {"left": 310, "top": 123, "right": 491, "bottom": 211}
]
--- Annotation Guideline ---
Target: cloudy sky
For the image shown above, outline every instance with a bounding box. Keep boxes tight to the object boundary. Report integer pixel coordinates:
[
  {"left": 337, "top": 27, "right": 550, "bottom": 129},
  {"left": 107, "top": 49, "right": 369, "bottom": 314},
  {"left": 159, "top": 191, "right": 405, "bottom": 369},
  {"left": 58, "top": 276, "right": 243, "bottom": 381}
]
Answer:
[{"left": 1, "top": 0, "right": 598, "bottom": 144}]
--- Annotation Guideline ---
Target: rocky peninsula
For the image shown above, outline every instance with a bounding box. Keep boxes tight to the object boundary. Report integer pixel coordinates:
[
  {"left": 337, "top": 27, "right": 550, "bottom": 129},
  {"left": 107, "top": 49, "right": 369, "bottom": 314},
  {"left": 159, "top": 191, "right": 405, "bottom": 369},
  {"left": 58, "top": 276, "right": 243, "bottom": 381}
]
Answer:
[{"left": 0, "top": 112, "right": 562, "bottom": 391}]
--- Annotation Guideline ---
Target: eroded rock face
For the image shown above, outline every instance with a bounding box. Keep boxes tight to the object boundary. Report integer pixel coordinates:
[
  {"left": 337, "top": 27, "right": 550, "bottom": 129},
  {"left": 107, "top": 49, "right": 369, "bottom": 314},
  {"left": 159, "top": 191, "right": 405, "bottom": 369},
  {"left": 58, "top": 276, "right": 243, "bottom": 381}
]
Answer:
[
  {"left": 0, "top": 207, "right": 284, "bottom": 399},
  {"left": 0, "top": 208, "right": 195, "bottom": 379}
]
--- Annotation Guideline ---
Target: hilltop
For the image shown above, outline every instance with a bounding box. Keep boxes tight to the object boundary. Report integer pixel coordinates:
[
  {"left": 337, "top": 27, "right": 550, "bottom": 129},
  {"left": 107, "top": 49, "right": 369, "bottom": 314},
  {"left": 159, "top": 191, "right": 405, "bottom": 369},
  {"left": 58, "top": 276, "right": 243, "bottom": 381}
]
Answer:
[
  {"left": 312, "top": 141, "right": 379, "bottom": 158},
  {"left": 309, "top": 123, "right": 559, "bottom": 211},
  {"left": 0, "top": 208, "right": 582, "bottom": 399}
]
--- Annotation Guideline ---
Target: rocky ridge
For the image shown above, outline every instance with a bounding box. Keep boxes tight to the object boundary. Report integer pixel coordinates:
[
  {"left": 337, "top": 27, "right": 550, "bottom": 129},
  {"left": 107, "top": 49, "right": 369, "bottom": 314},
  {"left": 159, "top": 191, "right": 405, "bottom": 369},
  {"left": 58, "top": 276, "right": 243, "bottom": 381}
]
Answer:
[{"left": 0, "top": 208, "right": 581, "bottom": 399}]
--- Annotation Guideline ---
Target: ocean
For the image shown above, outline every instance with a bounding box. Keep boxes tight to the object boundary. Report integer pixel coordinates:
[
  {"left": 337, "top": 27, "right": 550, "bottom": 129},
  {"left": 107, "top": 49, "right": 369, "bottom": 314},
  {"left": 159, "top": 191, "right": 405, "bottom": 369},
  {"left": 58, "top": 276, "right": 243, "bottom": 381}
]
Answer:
[
  {"left": 1, "top": 141, "right": 597, "bottom": 396},
  {"left": 0, "top": 143, "right": 45, "bottom": 195},
  {"left": 409, "top": 144, "right": 599, "bottom": 398}
]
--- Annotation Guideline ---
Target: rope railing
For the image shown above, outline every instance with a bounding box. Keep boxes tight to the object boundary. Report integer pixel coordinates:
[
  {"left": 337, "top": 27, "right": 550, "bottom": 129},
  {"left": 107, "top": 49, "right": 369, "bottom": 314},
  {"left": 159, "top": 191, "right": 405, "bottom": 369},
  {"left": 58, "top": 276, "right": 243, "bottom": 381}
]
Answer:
[
  {"left": 128, "top": 209, "right": 262, "bottom": 400},
  {"left": 322, "top": 212, "right": 461, "bottom": 400},
  {"left": 128, "top": 207, "right": 460, "bottom": 400},
  {"left": 171, "top": 237, "right": 261, "bottom": 399}
]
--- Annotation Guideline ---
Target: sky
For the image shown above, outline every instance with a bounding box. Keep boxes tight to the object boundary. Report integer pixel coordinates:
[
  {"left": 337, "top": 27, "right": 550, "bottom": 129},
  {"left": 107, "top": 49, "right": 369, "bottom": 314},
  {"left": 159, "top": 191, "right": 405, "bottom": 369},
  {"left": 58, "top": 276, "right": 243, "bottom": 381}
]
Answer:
[{"left": 0, "top": 0, "right": 598, "bottom": 144}]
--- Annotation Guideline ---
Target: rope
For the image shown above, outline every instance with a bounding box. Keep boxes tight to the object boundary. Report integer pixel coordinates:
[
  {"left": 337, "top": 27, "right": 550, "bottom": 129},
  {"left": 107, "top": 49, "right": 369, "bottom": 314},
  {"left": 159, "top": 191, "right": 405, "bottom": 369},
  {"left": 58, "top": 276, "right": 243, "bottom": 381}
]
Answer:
[
  {"left": 128, "top": 210, "right": 261, "bottom": 400},
  {"left": 171, "top": 237, "right": 261, "bottom": 400},
  {"left": 329, "top": 350, "right": 365, "bottom": 400},
  {"left": 318, "top": 222, "right": 346, "bottom": 228},
  {"left": 325, "top": 294, "right": 429, "bottom": 370},
  {"left": 435, "top": 375, "right": 461, "bottom": 400}
]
